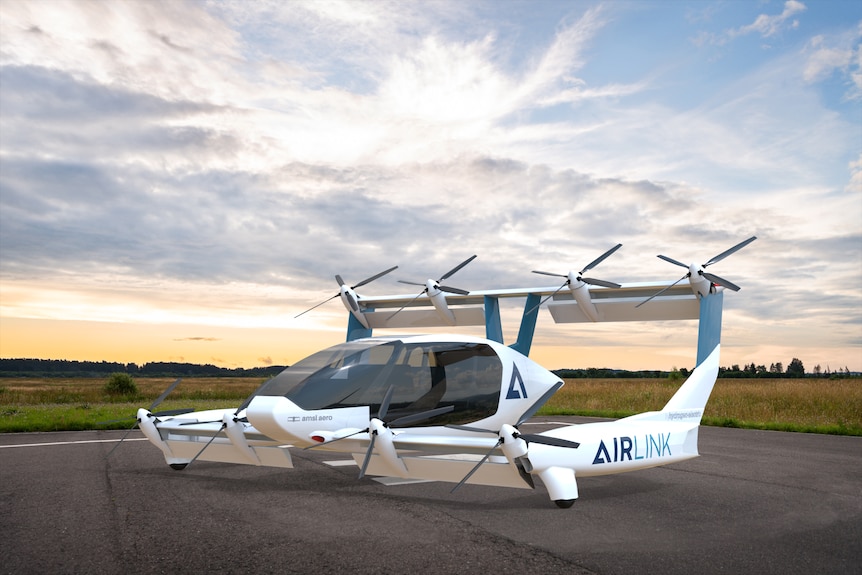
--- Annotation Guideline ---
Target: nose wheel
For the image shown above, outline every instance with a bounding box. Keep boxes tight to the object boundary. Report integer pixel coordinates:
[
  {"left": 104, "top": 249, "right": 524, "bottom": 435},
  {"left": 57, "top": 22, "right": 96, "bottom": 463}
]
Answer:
[{"left": 554, "top": 499, "right": 575, "bottom": 509}]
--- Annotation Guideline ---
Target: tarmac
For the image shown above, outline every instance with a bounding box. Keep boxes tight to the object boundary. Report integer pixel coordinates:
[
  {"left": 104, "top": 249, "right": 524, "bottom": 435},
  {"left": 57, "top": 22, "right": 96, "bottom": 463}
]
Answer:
[{"left": 1, "top": 417, "right": 860, "bottom": 575}]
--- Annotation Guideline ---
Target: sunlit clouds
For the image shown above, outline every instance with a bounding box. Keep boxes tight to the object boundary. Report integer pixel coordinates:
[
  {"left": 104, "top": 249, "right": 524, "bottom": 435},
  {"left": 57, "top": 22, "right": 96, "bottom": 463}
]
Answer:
[{"left": 1, "top": 1, "right": 859, "bottom": 370}]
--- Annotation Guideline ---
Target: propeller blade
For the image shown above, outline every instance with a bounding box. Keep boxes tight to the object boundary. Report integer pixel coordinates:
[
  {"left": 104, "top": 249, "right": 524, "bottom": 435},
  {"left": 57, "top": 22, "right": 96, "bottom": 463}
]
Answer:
[
  {"left": 532, "top": 244, "right": 622, "bottom": 298},
  {"left": 97, "top": 415, "right": 135, "bottom": 425},
  {"left": 445, "top": 424, "right": 496, "bottom": 434},
  {"left": 357, "top": 432, "right": 377, "bottom": 479},
  {"left": 397, "top": 280, "right": 426, "bottom": 287},
  {"left": 437, "top": 285, "right": 469, "bottom": 295},
  {"left": 294, "top": 293, "right": 340, "bottom": 318},
  {"left": 235, "top": 375, "right": 276, "bottom": 414},
  {"left": 388, "top": 405, "right": 455, "bottom": 428},
  {"left": 516, "top": 462, "right": 536, "bottom": 489},
  {"left": 387, "top": 290, "right": 427, "bottom": 321},
  {"left": 353, "top": 266, "right": 398, "bottom": 289},
  {"left": 440, "top": 255, "right": 477, "bottom": 281},
  {"left": 517, "top": 433, "right": 580, "bottom": 449},
  {"left": 657, "top": 254, "right": 689, "bottom": 269},
  {"left": 531, "top": 270, "right": 567, "bottom": 278},
  {"left": 635, "top": 273, "right": 690, "bottom": 308},
  {"left": 298, "top": 266, "right": 399, "bottom": 319},
  {"left": 105, "top": 420, "right": 139, "bottom": 458},
  {"left": 151, "top": 408, "right": 196, "bottom": 418},
  {"left": 704, "top": 236, "right": 757, "bottom": 267},
  {"left": 185, "top": 388, "right": 260, "bottom": 466},
  {"left": 702, "top": 271, "right": 741, "bottom": 292},
  {"left": 450, "top": 438, "right": 503, "bottom": 493},
  {"left": 105, "top": 378, "right": 185, "bottom": 457},
  {"left": 580, "top": 277, "right": 621, "bottom": 289},
  {"left": 525, "top": 282, "right": 568, "bottom": 317},
  {"left": 187, "top": 425, "right": 223, "bottom": 467},
  {"left": 178, "top": 376, "right": 271, "bottom": 426},
  {"left": 580, "top": 243, "right": 622, "bottom": 274},
  {"left": 149, "top": 378, "right": 182, "bottom": 411},
  {"left": 179, "top": 415, "right": 247, "bottom": 426},
  {"left": 377, "top": 385, "right": 395, "bottom": 421}
]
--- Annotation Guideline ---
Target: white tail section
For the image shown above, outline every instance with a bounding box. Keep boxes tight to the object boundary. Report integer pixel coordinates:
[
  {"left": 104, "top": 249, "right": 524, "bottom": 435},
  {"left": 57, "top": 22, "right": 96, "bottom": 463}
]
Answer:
[
  {"left": 618, "top": 345, "right": 720, "bottom": 425},
  {"left": 659, "top": 344, "right": 720, "bottom": 422}
]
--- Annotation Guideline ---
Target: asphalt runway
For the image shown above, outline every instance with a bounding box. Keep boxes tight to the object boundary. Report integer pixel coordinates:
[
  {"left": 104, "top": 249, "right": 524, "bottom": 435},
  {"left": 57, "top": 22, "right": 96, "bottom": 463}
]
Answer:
[{"left": 1, "top": 418, "right": 860, "bottom": 575}]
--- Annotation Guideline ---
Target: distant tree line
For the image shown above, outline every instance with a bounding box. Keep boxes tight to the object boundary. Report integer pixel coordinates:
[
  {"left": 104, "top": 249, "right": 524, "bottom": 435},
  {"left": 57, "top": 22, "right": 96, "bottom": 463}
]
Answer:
[
  {"left": 1, "top": 356, "right": 856, "bottom": 379},
  {"left": 716, "top": 358, "right": 856, "bottom": 379},
  {"left": 553, "top": 367, "right": 668, "bottom": 379},
  {"left": 0, "top": 358, "right": 287, "bottom": 378},
  {"left": 555, "top": 357, "right": 858, "bottom": 379}
]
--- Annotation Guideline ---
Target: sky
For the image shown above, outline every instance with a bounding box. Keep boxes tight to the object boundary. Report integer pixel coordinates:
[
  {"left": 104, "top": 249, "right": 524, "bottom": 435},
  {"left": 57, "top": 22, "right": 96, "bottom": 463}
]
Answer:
[{"left": 0, "top": 0, "right": 860, "bottom": 372}]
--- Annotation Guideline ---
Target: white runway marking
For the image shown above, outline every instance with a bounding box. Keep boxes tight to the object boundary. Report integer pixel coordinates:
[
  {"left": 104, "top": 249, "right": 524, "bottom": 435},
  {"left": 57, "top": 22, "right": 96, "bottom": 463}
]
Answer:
[{"left": 0, "top": 438, "right": 148, "bottom": 449}]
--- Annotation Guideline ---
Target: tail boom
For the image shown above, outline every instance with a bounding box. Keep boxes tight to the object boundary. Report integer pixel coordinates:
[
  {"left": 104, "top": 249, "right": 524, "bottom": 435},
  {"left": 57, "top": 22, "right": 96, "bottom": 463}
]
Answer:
[{"left": 517, "top": 344, "right": 720, "bottom": 503}]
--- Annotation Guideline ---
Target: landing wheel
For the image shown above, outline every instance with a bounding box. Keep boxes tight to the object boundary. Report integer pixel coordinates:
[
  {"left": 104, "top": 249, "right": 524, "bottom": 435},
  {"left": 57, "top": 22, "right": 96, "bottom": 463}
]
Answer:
[
  {"left": 169, "top": 463, "right": 188, "bottom": 471},
  {"left": 554, "top": 499, "right": 575, "bottom": 509}
]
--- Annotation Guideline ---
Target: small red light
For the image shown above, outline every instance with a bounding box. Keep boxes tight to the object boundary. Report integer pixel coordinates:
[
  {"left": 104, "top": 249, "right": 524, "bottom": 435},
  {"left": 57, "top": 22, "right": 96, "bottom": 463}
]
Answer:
[{"left": 311, "top": 435, "right": 325, "bottom": 443}]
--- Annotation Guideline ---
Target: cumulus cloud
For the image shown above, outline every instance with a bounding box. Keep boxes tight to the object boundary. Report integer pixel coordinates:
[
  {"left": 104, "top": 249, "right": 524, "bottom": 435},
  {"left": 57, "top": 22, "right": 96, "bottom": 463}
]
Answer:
[{"left": 0, "top": 0, "right": 859, "bottom": 369}]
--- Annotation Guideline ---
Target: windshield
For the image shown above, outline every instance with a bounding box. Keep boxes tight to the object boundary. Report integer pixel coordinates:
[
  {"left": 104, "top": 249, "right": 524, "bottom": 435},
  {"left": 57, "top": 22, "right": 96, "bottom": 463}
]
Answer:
[{"left": 258, "top": 340, "right": 502, "bottom": 425}]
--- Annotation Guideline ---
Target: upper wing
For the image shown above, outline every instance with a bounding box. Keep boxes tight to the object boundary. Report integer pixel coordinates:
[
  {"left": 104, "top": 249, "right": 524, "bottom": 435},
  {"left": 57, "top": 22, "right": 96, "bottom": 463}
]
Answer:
[{"left": 355, "top": 281, "right": 699, "bottom": 328}]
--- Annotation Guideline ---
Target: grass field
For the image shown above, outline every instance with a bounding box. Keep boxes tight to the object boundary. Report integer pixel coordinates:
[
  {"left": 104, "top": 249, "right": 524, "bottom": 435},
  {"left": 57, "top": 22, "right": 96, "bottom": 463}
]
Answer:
[
  {"left": 1, "top": 376, "right": 860, "bottom": 435},
  {"left": 542, "top": 377, "right": 862, "bottom": 435},
  {"left": 0, "top": 377, "right": 263, "bottom": 433}
]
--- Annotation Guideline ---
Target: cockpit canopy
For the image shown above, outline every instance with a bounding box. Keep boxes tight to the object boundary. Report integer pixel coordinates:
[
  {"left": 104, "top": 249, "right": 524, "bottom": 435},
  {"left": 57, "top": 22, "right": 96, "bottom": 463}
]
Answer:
[{"left": 259, "top": 339, "right": 503, "bottom": 425}]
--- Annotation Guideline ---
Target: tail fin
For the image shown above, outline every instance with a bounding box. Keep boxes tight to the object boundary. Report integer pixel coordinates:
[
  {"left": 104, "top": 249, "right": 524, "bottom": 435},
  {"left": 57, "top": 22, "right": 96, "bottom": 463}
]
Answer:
[{"left": 660, "top": 344, "right": 720, "bottom": 422}]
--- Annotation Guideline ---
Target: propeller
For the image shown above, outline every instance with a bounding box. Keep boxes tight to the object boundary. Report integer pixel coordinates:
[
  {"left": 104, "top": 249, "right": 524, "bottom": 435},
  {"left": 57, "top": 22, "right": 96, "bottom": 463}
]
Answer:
[
  {"left": 448, "top": 425, "right": 580, "bottom": 493},
  {"left": 528, "top": 243, "right": 623, "bottom": 314},
  {"left": 295, "top": 266, "right": 398, "bottom": 318},
  {"left": 102, "top": 378, "right": 184, "bottom": 457},
  {"left": 398, "top": 254, "right": 476, "bottom": 295},
  {"left": 389, "top": 255, "right": 477, "bottom": 320},
  {"left": 183, "top": 375, "right": 277, "bottom": 467},
  {"left": 304, "top": 384, "right": 454, "bottom": 479},
  {"left": 357, "top": 385, "right": 394, "bottom": 479},
  {"left": 448, "top": 383, "right": 577, "bottom": 492},
  {"left": 447, "top": 425, "right": 582, "bottom": 449},
  {"left": 185, "top": 405, "right": 251, "bottom": 468},
  {"left": 637, "top": 236, "right": 756, "bottom": 308}
]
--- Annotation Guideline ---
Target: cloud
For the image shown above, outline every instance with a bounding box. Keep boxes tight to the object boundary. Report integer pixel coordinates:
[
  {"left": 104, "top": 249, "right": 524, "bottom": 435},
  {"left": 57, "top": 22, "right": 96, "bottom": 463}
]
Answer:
[
  {"left": 849, "top": 154, "right": 862, "bottom": 193},
  {"left": 693, "top": 1, "right": 807, "bottom": 47},
  {"left": 802, "top": 27, "right": 862, "bottom": 101},
  {"left": 0, "top": 0, "right": 245, "bottom": 102},
  {"left": 0, "top": 1, "right": 859, "bottom": 369},
  {"left": 732, "top": 0, "right": 806, "bottom": 39}
]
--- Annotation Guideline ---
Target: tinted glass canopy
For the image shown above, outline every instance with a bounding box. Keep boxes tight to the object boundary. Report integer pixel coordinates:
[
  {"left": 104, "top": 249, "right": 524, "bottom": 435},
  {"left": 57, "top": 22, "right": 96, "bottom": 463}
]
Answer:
[{"left": 259, "top": 339, "right": 503, "bottom": 425}]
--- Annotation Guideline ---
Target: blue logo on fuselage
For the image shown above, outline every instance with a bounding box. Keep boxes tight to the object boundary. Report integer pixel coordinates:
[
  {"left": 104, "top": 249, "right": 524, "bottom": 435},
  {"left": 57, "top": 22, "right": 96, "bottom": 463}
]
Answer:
[
  {"left": 505, "top": 364, "right": 528, "bottom": 399},
  {"left": 592, "top": 433, "right": 671, "bottom": 464}
]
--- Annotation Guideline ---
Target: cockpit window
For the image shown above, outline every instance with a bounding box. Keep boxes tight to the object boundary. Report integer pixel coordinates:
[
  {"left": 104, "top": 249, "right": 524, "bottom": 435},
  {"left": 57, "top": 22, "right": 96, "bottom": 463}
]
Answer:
[{"left": 259, "top": 340, "right": 502, "bottom": 425}]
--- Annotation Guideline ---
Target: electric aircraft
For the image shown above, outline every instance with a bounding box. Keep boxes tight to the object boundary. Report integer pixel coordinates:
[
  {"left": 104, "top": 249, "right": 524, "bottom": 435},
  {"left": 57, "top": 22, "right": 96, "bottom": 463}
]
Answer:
[{"left": 127, "top": 238, "right": 755, "bottom": 508}]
